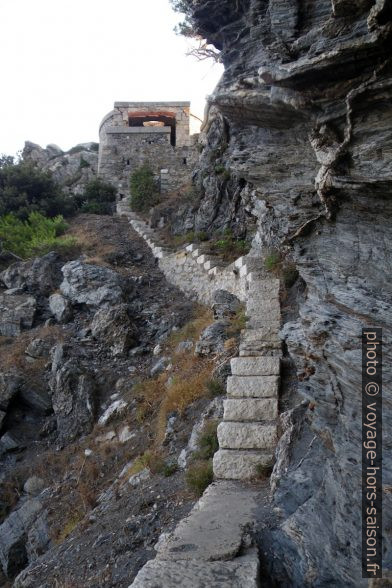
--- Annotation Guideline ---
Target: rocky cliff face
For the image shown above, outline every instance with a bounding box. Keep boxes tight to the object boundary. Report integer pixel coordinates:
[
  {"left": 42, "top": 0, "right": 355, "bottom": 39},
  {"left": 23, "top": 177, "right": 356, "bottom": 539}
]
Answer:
[
  {"left": 22, "top": 141, "right": 98, "bottom": 194},
  {"left": 178, "top": 1, "right": 392, "bottom": 585}
]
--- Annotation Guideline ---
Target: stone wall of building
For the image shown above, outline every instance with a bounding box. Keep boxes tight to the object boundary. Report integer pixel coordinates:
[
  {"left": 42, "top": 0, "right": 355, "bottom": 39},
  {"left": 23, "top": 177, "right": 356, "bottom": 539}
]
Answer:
[{"left": 98, "top": 101, "right": 197, "bottom": 196}]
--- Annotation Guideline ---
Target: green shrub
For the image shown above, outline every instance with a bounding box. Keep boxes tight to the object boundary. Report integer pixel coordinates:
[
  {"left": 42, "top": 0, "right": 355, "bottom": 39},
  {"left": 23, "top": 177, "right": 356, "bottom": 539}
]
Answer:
[
  {"left": 185, "top": 460, "right": 213, "bottom": 496},
  {"left": 264, "top": 250, "right": 281, "bottom": 271},
  {"left": 79, "top": 157, "right": 90, "bottom": 169},
  {"left": 129, "top": 164, "right": 159, "bottom": 212},
  {"left": 0, "top": 212, "right": 76, "bottom": 258},
  {"left": 209, "top": 235, "right": 249, "bottom": 261},
  {"left": 214, "top": 164, "right": 226, "bottom": 175},
  {"left": 264, "top": 249, "right": 299, "bottom": 287},
  {"left": 77, "top": 178, "right": 116, "bottom": 215},
  {"left": 193, "top": 421, "right": 219, "bottom": 461},
  {"left": 163, "top": 462, "right": 178, "bottom": 477},
  {"left": 0, "top": 158, "right": 75, "bottom": 220},
  {"left": 206, "top": 379, "right": 225, "bottom": 397}
]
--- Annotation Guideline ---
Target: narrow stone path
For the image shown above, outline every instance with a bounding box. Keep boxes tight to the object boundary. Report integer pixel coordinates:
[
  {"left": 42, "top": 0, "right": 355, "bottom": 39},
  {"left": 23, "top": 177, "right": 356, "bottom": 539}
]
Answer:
[{"left": 117, "top": 203, "right": 282, "bottom": 586}]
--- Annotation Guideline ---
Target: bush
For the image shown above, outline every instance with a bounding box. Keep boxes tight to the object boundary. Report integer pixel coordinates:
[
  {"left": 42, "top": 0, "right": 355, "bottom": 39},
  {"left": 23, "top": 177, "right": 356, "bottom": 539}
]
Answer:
[
  {"left": 77, "top": 178, "right": 116, "bottom": 215},
  {"left": 0, "top": 212, "right": 76, "bottom": 258},
  {"left": 79, "top": 157, "right": 90, "bottom": 169},
  {"left": 185, "top": 460, "right": 213, "bottom": 497},
  {"left": 129, "top": 164, "right": 159, "bottom": 212},
  {"left": 264, "top": 249, "right": 299, "bottom": 287},
  {"left": 206, "top": 379, "right": 225, "bottom": 397},
  {"left": 208, "top": 231, "right": 250, "bottom": 262},
  {"left": 0, "top": 157, "right": 75, "bottom": 220},
  {"left": 193, "top": 421, "right": 219, "bottom": 461}
]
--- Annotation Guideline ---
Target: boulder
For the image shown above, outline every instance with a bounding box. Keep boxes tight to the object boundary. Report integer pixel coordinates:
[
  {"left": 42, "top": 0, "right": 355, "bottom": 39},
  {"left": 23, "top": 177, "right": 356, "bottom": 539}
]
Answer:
[
  {"left": 90, "top": 305, "right": 137, "bottom": 356},
  {"left": 48, "top": 293, "right": 73, "bottom": 323},
  {"left": 175, "top": 340, "right": 194, "bottom": 353},
  {"left": 0, "top": 252, "right": 62, "bottom": 296},
  {"left": 0, "top": 372, "right": 22, "bottom": 414},
  {"left": 195, "top": 320, "right": 230, "bottom": 356},
  {"left": 23, "top": 477, "right": 45, "bottom": 496},
  {"left": 98, "top": 399, "right": 127, "bottom": 426},
  {"left": 0, "top": 497, "right": 50, "bottom": 578},
  {"left": 0, "top": 294, "right": 36, "bottom": 336},
  {"left": 212, "top": 290, "right": 241, "bottom": 319},
  {"left": 60, "top": 261, "right": 127, "bottom": 307},
  {"left": 25, "top": 339, "right": 50, "bottom": 359},
  {"left": 50, "top": 359, "right": 96, "bottom": 443},
  {"left": 18, "top": 384, "right": 52, "bottom": 414},
  {"left": 150, "top": 357, "right": 169, "bottom": 377},
  {"left": 0, "top": 432, "right": 24, "bottom": 455}
]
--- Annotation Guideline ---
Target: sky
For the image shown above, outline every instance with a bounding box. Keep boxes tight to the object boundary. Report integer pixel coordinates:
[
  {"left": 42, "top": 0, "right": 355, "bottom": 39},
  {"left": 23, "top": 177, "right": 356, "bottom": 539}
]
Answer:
[{"left": 0, "top": 0, "right": 223, "bottom": 156}]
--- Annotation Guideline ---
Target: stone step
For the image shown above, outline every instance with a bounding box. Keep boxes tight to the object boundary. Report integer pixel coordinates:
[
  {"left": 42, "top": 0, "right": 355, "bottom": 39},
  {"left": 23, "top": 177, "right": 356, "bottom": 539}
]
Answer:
[
  {"left": 227, "top": 375, "right": 279, "bottom": 398},
  {"left": 231, "top": 356, "right": 280, "bottom": 376},
  {"left": 155, "top": 482, "right": 259, "bottom": 561},
  {"left": 246, "top": 299, "right": 281, "bottom": 314},
  {"left": 217, "top": 422, "right": 277, "bottom": 450},
  {"left": 241, "top": 326, "right": 280, "bottom": 340},
  {"left": 239, "top": 341, "right": 281, "bottom": 354},
  {"left": 130, "top": 553, "right": 260, "bottom": 587},
  {"left": 185, "top": 243, "right": 197, "bottom": 252},
  {"left": 239, "top": 347, "right": 281, "bottom": 357},
  {"left": 223, "top": 398, "right": 278, "bottom": 422},
  {"left": 203, "top": 257, "right": 223, "bottom": 271},
  {"left": 213, "top": 449, "right": 274, "bottom": 480}
]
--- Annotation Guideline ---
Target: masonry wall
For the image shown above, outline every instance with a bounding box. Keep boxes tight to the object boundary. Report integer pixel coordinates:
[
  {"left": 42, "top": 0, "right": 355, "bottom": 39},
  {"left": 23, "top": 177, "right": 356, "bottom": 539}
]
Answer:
[{"left": 98, "top": 101, "right": 196, "bottom": 195}]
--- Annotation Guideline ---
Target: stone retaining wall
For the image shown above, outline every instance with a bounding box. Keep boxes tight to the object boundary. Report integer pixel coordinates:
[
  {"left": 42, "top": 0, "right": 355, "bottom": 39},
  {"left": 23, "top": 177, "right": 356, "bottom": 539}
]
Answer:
[{"left": 117, "top": 201, "right": 253, "bottom": 304}]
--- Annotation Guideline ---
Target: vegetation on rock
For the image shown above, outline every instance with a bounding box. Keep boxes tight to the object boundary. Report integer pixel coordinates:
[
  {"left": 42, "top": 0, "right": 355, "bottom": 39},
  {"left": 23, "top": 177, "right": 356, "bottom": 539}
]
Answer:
[
  {"left": 0, "top": 212, "right": 76, "bottom": 258},
  {"left": 129, "top": 164, "right": 159, "bottom": 212},
  {"left": 76, "top": 178, "right": 116, "bottom": 215},
  {"left": 0, "top": 156, "right": 75, "bottom": 220}
]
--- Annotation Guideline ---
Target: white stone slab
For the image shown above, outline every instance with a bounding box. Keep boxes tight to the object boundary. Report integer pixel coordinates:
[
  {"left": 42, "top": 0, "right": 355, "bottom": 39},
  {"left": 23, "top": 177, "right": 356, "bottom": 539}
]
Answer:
[
  {"left": 231, "top": 356, "right": 280, "bottom": 376},
  {"left": 223, "top": 398, "right": 278, "bottom": 422},
  {"left": 213, "top": 449, "right": 274, "bottom": 480},
  {"left": 218, "top": 422, "right": 277, "bottom": 449}
]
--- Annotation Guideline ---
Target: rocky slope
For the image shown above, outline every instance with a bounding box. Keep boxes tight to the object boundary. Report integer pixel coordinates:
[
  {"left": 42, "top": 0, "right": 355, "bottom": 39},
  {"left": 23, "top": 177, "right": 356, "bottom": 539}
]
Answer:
[
  {"left": 161, "top": 1, "right": 392, "bottom": 586},
  {"left": 0, "top": 214, "right": 237, "bottom": 586}
]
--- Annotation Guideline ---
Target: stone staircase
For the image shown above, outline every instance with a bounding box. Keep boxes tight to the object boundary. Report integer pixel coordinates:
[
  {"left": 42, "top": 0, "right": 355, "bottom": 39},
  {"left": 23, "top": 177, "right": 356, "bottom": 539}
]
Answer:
[
  {"left": 213, "top": 275, "right": 281, "bottom": 480},
  {"left": 117, "top": 202, "right": 282, "bottom": 586}
]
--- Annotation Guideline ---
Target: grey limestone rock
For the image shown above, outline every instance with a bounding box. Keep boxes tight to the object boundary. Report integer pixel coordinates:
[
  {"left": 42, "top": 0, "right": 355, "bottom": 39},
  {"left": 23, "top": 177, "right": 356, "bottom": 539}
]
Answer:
[
  {"left": 90, "top": 304, "right": 137, "bottom": 356},
  {"left": 50, "top": 359, "right": 96, "bottom": 442},
  {"left": 48, "top": 293, "right": 73, "bottom": 323},
  {"left": 60, "top": 260, "right": 127, "bottom": 307},
  {"left": 0, "top": 252, "right": 62, "bottom": 296},
  {"left": 0, "top": 293, "right": 36, "bottom": 336}
]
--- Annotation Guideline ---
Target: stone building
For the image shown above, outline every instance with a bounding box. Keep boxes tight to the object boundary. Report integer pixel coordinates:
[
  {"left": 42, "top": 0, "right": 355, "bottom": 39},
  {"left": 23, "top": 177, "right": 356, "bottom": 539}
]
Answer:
[{"left": 98, "top": 101, "right": 197, "bottom": 197}]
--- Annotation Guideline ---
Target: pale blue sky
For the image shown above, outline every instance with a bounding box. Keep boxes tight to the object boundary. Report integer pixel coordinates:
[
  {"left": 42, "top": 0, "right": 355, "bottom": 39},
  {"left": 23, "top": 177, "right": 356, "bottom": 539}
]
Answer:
[{"left": 0, "top": 0, "right": 223, "bottom": 155}]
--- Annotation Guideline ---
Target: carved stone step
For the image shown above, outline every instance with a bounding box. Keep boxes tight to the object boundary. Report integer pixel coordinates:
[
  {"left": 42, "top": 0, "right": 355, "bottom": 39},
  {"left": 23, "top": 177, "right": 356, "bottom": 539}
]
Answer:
[
  {"left": 227, "top": 375, "right": 279, "bottom": 398},
  {"left": 231, "top": 356, "right": 280, "bottom": 376},
  {"left": 217, "top": 422, "right": 277, "bottom": 449},
  {"left": 241, "top": 326, "right": 280, "bottom": 341},
  {"left": 213, "top": 449, "right": 274, "bottom": 480},
  {"left": 223, "top": 398, "right": 278, "bottom": 422}
]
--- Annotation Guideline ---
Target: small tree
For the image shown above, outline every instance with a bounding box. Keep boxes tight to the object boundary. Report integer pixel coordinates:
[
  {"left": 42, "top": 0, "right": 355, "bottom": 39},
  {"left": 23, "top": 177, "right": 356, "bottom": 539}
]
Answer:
[
  {"left": 78, "top": 178, "right": 116, "bottom": 215},
  {"left": 129, "top": 164, "right": 159, "bottom": 213},
  {"left": 0, "top": 159, "right": 75, "bottom": 219},
  {"left": 169, "top": 0, "right": 221, "bottom": 63}
]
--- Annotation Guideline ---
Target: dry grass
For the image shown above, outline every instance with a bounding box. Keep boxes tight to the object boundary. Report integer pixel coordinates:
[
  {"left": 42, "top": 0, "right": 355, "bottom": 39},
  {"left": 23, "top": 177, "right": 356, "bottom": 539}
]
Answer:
[
  {"left": 0, "top": 326, "right": 65, "bottom": 386},
  {"left": 66, "top": 216, "right": 116, "bottom": 266},
  {"left": 166, "top": 306, "right": 212, "bottom": 350},
  {"left": 134, "top": 307, "right": 216, "bottom": 445}
]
